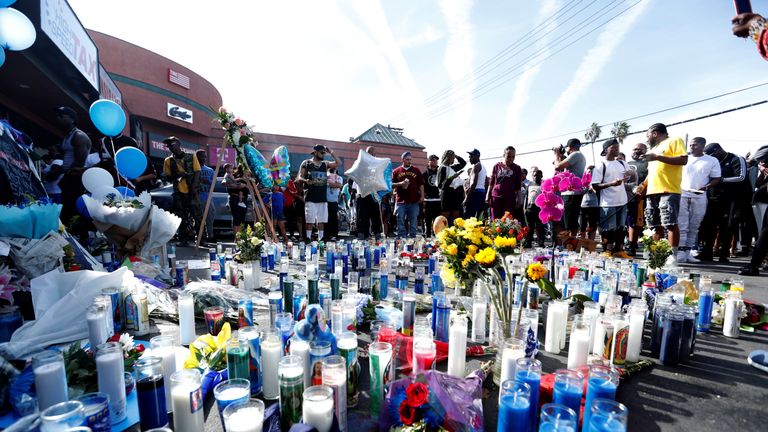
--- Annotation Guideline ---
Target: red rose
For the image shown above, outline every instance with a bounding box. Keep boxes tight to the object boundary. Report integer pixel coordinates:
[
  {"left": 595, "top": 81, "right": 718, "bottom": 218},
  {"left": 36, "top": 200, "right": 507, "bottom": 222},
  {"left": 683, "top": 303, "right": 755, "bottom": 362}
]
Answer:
[
  {"left": 134, "top": 344, "right": 145, "bottom": 353},
  {"left": 399, "top": 401, "right": 416, "bottom": 425},
  {"left": 108, "top": 334, "right": 121, "bottom": 343},
  {"left": 406, "top": 382, "right": 429, "bottom": 407}
]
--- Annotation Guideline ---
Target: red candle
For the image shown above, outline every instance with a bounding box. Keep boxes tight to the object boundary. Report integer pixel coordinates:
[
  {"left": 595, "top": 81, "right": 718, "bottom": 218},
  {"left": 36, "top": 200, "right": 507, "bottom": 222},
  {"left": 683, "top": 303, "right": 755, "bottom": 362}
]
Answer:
[{"left": 378, "top": 324, "right": 398, "bottom": 346}]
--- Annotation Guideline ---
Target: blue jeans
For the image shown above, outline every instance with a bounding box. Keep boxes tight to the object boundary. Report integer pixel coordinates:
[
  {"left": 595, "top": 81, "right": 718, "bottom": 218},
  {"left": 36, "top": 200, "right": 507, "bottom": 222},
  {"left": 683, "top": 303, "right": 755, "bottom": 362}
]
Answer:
[{"left": 396, "top": 202, "right": 420, "bottom": 238}]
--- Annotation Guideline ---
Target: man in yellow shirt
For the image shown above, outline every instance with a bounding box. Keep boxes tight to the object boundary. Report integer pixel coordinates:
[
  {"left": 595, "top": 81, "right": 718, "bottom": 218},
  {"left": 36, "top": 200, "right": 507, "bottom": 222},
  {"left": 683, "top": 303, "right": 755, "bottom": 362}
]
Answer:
[
  {"left": 642, "top": 123, "right": 688, "bottom": 265},
  {"left": 162, "top": 136, "right": 201, "bottom": 244}
]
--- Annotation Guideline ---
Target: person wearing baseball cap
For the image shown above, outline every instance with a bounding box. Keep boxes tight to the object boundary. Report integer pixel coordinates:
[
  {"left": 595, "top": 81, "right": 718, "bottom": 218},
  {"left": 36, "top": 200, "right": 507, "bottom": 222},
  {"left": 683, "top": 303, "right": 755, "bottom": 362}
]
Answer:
[
  {"left": 422, "top": 154, "right": 441, "bottom": 235},
  {"left": 391, "top": 151, "right": 424, "bottom": 238},
  {"left": 296, "top": 144, "right": 340, "bottom": 242},
  {"left": 592, "top": 138, "right": 631, "bottom": 258},
  {"left": 463, "top": 149, "right": 488, "bottom": 218}
]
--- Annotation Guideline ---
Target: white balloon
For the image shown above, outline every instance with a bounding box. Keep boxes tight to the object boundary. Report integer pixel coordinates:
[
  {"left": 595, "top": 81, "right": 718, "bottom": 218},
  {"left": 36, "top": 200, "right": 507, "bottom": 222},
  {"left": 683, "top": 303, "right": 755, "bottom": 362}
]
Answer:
[
  {"left": 92, "top": 186, "right": 120, "bottom": 201},
  {"left": 82, "top": 167, "right": 115, "bottom": 193},
  {"left": 344, "top": 149, "right": 390, "bottom": 198},
  {"left": 0, "top": 8, "right": 36, "bottom": 51}
]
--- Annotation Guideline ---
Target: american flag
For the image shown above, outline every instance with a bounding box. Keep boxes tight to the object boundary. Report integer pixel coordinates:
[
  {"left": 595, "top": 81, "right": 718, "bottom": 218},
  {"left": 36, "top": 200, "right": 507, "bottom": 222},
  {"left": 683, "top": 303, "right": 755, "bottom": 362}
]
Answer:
[{"left": 168, "top": 68, "right": 190, "bottom": 89}]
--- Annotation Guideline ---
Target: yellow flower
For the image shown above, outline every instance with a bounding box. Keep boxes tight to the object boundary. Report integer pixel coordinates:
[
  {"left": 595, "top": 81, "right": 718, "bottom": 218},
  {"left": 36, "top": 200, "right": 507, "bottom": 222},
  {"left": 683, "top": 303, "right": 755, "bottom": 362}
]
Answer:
[
  {"left": 464, "top": 218, "right": 482, "bottom": 229},
  {"left": 462, "top": 255, "right": 475, "bottom": 267},
  {"left": 184, "top": 323, "right": 231, "bottom": 370},
  {"left": 440, "top": 265, "right": 457, "bottom": 286},
  {"left": 475, "top": 247, "right": 497, "bottom": 267},
  {"left": 250, "top": 237, "right": 260, "bottom": 246},
  {"left": 443, "top": 243, "right": 459, "bottom": 256},
  {"left": 494, "top": 236, "right": 517, "bottom": 249},
  {"left": 527, "top": 262, "right": 547, "bottom": 281},
  {"left": 454, "top": 218, "right": 465, "bottom": 228},
  {"left": 467, "top": 244, "right": 478, "bottom": 256},
  {"left": 482, "top": 235, "right": 493, "bottom": 245},
  {"left": 463, "top": 228, "right": 485, "bottom": 246}
]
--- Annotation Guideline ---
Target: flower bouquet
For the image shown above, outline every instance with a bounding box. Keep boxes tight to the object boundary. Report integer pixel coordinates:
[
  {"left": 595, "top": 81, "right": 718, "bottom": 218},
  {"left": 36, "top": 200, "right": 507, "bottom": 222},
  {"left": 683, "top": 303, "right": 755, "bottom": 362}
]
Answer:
[
  {"left": 233, "top": 222, "right": 266, "bottom": 263},
  {"left": 640, "top": 229, "right": 673, "bottom": 270},
  {"left": 183, "top": 322, "right": 231, "bottom": 398},
  {"left": 435, "top": 217, "right": 494, "bottom": 296},
  {"left": 381, "top": 367, "right": 490, "bottom": 432}
]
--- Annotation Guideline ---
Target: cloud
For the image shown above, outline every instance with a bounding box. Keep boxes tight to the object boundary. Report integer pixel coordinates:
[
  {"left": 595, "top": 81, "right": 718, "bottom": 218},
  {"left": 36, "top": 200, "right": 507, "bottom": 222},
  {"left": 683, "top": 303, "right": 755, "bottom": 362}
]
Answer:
[
  {"left": 440, "top": 0, "right": 475, "bottom": 131},
  {"left": 398, "top": 25, "right": 444, "bottom": 48},
  {"left": 537, "top": 0, "right": 653, "bottom": 136},
  {"left": 504, "top": 0, "right": 562, "bottom": 143}
]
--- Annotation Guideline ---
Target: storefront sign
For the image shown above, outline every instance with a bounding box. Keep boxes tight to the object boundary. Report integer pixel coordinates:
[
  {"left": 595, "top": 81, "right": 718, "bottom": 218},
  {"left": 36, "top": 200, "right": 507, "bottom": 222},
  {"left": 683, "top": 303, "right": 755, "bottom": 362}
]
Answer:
[
  {"left": 167, "top": 103, "right": 193, "bottom": 124},
  {"left": 40, "top": 0, "right": 99, "bottom": 91},
  {"left": 208, "top": 146, "right": 237, "bottom": 166},
  {"left": 147, "top": 132, "right": 199, "bottom": 158},
  {"left": 99, "top": 65, "right": 122, "bottom": 106}
]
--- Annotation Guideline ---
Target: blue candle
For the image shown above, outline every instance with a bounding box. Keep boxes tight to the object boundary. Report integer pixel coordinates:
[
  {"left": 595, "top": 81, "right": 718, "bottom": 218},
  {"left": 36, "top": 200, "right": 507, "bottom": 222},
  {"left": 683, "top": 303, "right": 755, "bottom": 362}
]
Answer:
[
  {"left": 679, "top": 307, "right": 696, "bottom": 361},
  {"left": 697, "top": 290, "right": 714, "bottom": 332},
  {"left": 134, "top": 357, "right": 168, "bottom": 430},
  {"left": 326, "top": 251, "right": 335, "bottom": 274},
  {"left": 659, "top": 311, "right": 683, "bottom": 366},
  {"left": 581, "top": 367, "right": 618, "bottom": 432},
  {"left": 539, "top": 403, "right": 577, "bottom": 432},
  {"left": 650, "top": 307, "right": 668, "bottom": 358},
  {"left": 587, "top": 399, "right": 628, "bottom": 432},
  {"left": 498, "top": 392, "right": 531, "bottom": 432},
  {"left": 213, "top": 379, "right": 250, "bottom": 427},
  {"left": 428, "top": 255, "right": 436, "bottom": 275},
  {"left": 434, "top": 295, "right": 451, "bottom": 343},
  {"left": 268, "top": 251, "right": 275, "bottom": 270},
  {"left": 380, "top": 274, "right": 389, "bottom": 300},
  {"left": 431, "top": 272, "right": 443, "bottom": 293},
  {"left": 515, "top": 358, "right": 542, "bottom": 432},
  {"left": 553, "top": 381, "right": 583, "bottom": 418},
  {"left": 414, "top": 277, "right": 425, "bottom": 295}
]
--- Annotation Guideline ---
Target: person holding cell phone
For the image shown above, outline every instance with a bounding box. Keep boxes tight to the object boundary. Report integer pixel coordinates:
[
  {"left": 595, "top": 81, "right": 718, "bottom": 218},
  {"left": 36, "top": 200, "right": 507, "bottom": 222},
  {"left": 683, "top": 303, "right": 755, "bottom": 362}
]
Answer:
[
  {"left": 486, "top": 146, "right": 524, "bottom": 220},
  {"left": 436, "top": 149, "right": 467, "bottom": 225}
]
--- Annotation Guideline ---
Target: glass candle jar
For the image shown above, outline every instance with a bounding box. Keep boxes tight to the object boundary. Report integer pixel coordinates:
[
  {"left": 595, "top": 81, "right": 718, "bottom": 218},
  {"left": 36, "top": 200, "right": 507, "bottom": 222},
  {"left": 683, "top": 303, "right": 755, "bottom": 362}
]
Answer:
[
  {"left": 95, "top": 342, "right": 126, "bottom": 424},
  {"left": 302, "top": 385, "right": 334, "bottom": 432},
  {"left": 278, "top": 355, "right": 305, "bottom": 429},
  {"left": 75, "top": 392, "right": 110, "bottom": 432},
  {"left": 133, "top": 356, "right": 169, "bottom": 430},
  {"left": 321, "top": 355, "right": 347, "bottom": 432},
  {"left": 149, "top": 335, "right": 176, "bottom": 413},
  {"left": 40, "top": 400, "right": 85, "bottom": 432},
  {"left": 213, "top": 379, "right": 250, "bottom": 427},
  {"left": 33, "top": 350, "right": 68, "bottom": 412},
  {"left": 170, "top": 369, "right": 204, "bottom": 432},
  {"left": 222, "top": 399, "right": 265, "bottom": 432},
  {"left": 497, "top": 380, "right": 531, "bottom": 432}
]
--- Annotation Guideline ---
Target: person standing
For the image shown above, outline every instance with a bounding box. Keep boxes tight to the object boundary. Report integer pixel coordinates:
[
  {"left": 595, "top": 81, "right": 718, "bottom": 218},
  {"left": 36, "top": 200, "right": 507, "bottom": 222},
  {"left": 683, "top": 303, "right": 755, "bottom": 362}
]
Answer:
[
  {"left": 739, "top": 146, "right": 768, "bottom": 275},
  {"left": 422, "top": 155, "right": 442, "bottom": 236},
  {"left": 700, "top": 143, "right": 751, "bottom": 262},
  {"left": 517, "top": 168, "right": 530, "bottom": 226},
  {"left": 41, "top": 150, "right": 63, "bottom": 203},
  {"left": 524, "top": 169, "right": 546, "bottom": 247},
  {"left": 553, "top": 138, "right": 587, "bottom": 237},
  {"left": 392, "top": 151, "right": 425, "bottom": 238},
  {"left": 592, "top": 139, "right": 630, "bottom": 257},
  {"left": 437, "top": 150, "right": 467, "bottom": 224},
  {"left": 487, "top": 146, "right": 523, "bottom": 220},
  {"left": 642, "top": 123, "right": 688, "bottom": 266},
  {"left": 677, "top": 138, "right": 721, "bottom": 263},
  {"left": 162, "top": 137, "right": 201, "bottom": 245},
  {"left": 326, "top": 167, "right": 343, "bottom": 241},
  {"left": 463, "top": 149, "right": 488, "bottom": 219},
  {"left": 196, "top": 150, "right": 216, "bottom": 243},
  {"left": 297, "top": 144, "right": 339, "bottom": 242},
  {"left": 626, "top": 143, "right": 649, "bottom": 255},
  {"left": 580, "top": 166, "right": 600, "bottom": 240},
  {"left": 55, "top": 106, "right": 92, "bottom": 230},
  {"left": 356, "top": 146, "right": 383, "bottom": 240}
]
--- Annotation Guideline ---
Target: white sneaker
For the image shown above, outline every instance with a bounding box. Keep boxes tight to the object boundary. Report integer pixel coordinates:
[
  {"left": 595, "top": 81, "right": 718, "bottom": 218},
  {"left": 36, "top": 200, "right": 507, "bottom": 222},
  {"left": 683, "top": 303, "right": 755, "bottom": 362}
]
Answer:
[
  {"left": 238, "top": 202, "right": 247, "bottom": 208},
  {"left": 686, "top": 251, "right": 700, "bottom": 263},
  {"left": 666, "top": 254, "right": 679, "bottom": 267},
  {"left": 676, "top": 251, "right": 688, "bottom": 263}
]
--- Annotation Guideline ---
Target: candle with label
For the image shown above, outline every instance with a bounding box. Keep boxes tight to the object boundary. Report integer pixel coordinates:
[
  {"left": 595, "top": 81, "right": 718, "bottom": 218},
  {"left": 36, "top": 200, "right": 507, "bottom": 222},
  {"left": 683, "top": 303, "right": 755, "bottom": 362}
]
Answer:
[
  {"left": 95, "top": 342, "right": 127, "bottom": 424},
  {"left": 227, "top": 338, "right": 251, "bottom": 381},
  {"left": 337, "top": 332, "right": 359, "bottom": 407},
  {"left": 279, "top": 355, "right": 305, "bottom": 429},
  {"left": 322, "top": 355, "right": 347, "bottom": 432},
  {"left": 368, "top": 342, "right": 392, "bottom": 417},
  {"left": 170, "top": 370, "right": 204, "bottom": 432}
]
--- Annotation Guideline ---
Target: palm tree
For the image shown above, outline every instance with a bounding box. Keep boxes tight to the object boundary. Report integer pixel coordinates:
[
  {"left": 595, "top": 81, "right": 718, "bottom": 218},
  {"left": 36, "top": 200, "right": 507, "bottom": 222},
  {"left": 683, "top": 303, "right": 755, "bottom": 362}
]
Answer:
[
  {"left": 584, "top": 122, "right": 602, "bottom": 161},
  {"left": 611, "top": 121, "right": 630, "bottom": 147}
]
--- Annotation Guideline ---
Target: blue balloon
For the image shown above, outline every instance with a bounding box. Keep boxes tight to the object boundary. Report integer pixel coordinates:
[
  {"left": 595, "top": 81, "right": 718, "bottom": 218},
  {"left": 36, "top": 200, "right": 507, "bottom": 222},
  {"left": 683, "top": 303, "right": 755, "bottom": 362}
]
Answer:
[
  {"left": 89, "top": 99, "right": 126, "bottom": 137},
  {"left": 76, "top": 194, "right": 91, "bottom": 218},
  {"left": 0, "top": 1, "right": 17, "bottom": 7},
  {"left": 376, "top": 161, "right": 393, "bottom": 201},
  {"left": 114, "top": 146, "right": 147, "bottom": 179},
  {"left": 115, "top": 186, "right": 136, "bottom": 197},
  {"left": 0, "top": 48, "right": 4, "bottom": 68}
]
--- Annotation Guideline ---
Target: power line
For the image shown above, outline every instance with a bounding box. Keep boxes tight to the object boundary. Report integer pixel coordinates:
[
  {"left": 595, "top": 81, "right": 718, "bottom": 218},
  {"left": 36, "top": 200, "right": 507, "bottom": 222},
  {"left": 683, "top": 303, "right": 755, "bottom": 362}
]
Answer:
[
  {"left": 419, "top": 0, "right": 643, "bottom": 122},
  {"left": 481, "top": 99, "right": 768, "bottom": 160},
  {"left": 388, "top": 0, "right": 617, "bottom": 124}
]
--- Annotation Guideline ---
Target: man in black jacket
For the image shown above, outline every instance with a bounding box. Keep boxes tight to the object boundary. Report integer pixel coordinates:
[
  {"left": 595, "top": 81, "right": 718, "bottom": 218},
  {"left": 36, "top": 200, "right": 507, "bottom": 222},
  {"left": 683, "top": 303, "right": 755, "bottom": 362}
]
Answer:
[
  {"left": 699, "top": 143, "right": 751, "bottom": 262},
  {"left": 422, "top": 155, "right": 441, "bottom": 236}
]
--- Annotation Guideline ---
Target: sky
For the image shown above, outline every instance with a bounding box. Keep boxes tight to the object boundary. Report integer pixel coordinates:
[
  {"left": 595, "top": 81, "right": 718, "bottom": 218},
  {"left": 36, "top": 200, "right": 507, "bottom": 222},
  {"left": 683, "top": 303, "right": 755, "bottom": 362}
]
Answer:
[{"left": 69, "top": 0, "right": 768, "bottom": 175}]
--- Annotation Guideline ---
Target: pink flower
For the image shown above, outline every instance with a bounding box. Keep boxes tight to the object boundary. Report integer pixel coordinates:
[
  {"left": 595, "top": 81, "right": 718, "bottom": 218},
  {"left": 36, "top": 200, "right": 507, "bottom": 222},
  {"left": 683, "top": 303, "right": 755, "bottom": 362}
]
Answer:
[
  {"left": 535, "top": 192, "right": 563, "bottom": 209},
  {"left": 541, "top": 178, "right": 555, "bottom": 193},
  {"left": 234, "top": 117, "right": 244, "bottom": 127},
  {"left": 581, "top": 171, "right": 592, "bottom": 185},
  {"left": 559, "top": 176, "right": 583, "bottom": 192},
  {"left": 224, "top": 122, "right": 231, "bottom": 129},
  {"left": 539, "top": 206, "right": 564, "bottom": 224}
]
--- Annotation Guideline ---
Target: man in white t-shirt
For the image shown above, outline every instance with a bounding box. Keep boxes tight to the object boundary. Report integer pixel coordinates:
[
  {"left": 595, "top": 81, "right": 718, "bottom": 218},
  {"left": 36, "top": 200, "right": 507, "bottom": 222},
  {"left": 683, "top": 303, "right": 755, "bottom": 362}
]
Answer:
[
  {"left": 592, "top": 139, "right": 631, "bottom": 257},
  {"left": 678, "top": 137, "right": 721, "bottom": 263}
]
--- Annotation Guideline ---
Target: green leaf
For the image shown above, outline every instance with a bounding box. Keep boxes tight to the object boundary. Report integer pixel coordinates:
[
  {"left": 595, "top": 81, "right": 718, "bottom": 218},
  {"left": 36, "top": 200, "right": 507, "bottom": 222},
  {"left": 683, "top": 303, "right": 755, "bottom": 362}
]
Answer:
[{"left": 537, "top": 279, "right": 561, "bottom": 300}]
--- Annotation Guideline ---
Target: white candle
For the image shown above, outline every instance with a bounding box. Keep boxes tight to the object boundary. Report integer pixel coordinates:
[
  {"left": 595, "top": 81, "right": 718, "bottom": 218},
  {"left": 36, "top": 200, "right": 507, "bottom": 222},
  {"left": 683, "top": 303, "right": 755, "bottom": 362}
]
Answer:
[
  {"left": 322, "top": 359, "right": 347, "bottom": 432},
  {"left": 471, "top": 300, "right": 487, "bottom": 343},
  {"left": 544, "top": 303, "right": 559, "bottom": 353},
  {"left": 86, "top": 304, "right": 108, "bottom": 350},
  {"left": 498, "top": 343, "right": 525, "bottom": 391},
  {"left": 583, "top": 305, "right": 600, "bottom": 350},
  {"left": 178, "top": 293, "right": 196, "bottom": 345},
  {"left": 592, "top": 316, "right": 607, "bottom": 355},
  {"left": 627, "top": 308, "right": 645, "bottom": 362},
  {"left": 567, "top": 324, "right": 591, "bottom": 369},
  {"left": 488, "top": 307, "right": 498, "bottom": 346},
  {"left": 95, "top": 343, "right": 127, "bottom": 424},
  {"left": 558, "top": 303, "right": 569, "bottom": 350},
  {"left": 170, "top": 372, "right": 204, "bottom": 432},
  {"left": 447, "top": 316, "right": 467, "bottom": 377},
  {"left": 290, "top": 339, "right": 311, "bottom": 388},
  {"left": 150, "top": 335, "right": 177, "bottom": 413},
  {"left": 32, "top": 352, "right": 68, "bottom": 411},
  {"left": 225, "top": 407, "right": 263, "bottom": 432},
  {"left": 302, "top": 387, "right": 334, "bottom": 432},
  {"left": 723, "top": 294, "right": 741, "bottom": 338},
  {"left": 262, "top": 334, "right": 282, "bottom": 400},
  {"left": 94, "top": 295, "right": 114, "bottom": 338}
]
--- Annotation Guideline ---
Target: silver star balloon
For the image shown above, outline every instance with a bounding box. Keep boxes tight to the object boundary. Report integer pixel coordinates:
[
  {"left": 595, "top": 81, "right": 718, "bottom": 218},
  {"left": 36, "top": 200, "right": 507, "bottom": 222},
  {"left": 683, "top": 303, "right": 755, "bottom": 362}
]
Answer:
[{"left": 344, "top": 149, "right": 390, "bottom": 198}]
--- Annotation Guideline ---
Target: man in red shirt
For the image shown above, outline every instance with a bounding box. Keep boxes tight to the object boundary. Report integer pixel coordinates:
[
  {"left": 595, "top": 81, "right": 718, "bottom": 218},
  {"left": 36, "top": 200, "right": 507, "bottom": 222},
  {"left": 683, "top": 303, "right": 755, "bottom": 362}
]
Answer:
[{"left": 392, "top": 151, "right": 425, "bottom": 238}]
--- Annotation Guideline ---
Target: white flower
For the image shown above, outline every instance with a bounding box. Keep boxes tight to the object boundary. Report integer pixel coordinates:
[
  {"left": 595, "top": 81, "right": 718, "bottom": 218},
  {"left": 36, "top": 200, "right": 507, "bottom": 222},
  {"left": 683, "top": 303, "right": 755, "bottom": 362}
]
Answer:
[
  {"left": 119, "top": 333, "right": 135, "bottom": 352},
  {"left": 642, "top": 229, "right": 655, "bottom": 238}
]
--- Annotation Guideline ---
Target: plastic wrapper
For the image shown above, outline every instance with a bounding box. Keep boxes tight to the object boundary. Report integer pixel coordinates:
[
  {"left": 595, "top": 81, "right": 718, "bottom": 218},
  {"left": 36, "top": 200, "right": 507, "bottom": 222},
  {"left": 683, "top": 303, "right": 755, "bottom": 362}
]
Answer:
[
  {"left": 0, "top": 203, "right": 62, "bottom": 239},
  {"left": 139, "top": 205, "right": 181, "bottom": 258},
  {"left": 83, "top": 191, "right": 152, "bottom": 232},
  {"left": 381, "top": 369, "right": 486, "bottom": 432},
  {"left": 147, "top": 281, "right": 269, "bottom": 325}
]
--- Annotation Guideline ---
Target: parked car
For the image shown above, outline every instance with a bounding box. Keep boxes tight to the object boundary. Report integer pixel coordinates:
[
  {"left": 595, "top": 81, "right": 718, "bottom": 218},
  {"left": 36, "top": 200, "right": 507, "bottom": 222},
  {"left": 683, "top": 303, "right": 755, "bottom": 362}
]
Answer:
[{"left": 150, "top": 177, "right": 255, "bottom": 236}]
